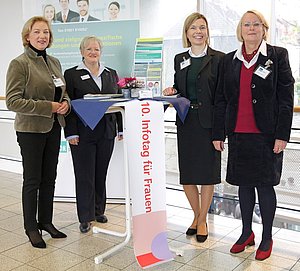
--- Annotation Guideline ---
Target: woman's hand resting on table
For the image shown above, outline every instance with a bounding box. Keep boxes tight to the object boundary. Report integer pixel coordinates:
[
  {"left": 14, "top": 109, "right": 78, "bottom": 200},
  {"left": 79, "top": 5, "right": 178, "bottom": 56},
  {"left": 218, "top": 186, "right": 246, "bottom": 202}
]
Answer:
[{"left": 162, "top": 87, "right": 177, "bottom": 96}]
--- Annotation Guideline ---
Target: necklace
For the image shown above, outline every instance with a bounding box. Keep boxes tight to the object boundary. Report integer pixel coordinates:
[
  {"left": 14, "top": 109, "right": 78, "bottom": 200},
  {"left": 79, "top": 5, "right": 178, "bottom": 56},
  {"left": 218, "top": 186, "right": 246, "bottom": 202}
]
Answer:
[{"left": 242, "top": 43, "right": 258, "bottom": 63}]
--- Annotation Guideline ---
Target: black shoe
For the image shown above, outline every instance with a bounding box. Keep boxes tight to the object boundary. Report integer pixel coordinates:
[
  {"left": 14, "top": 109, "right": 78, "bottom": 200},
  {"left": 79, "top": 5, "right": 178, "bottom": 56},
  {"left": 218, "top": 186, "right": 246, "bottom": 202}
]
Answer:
[
  {"left": 186, "top": 227, "right": 197, "bottom": 236},
  {"left": 196, "top": 233, "right": 208, "bottom": 243},
  {"left": 25, "top": 230, "right": 46, "bottom": 249},
  {"left": 38, "top": 223, "right": 67, "bottom": 238},
  {"left": 79, "top": 222, "right": 91, "bottom": 233},
  {"left": 196, "top": 223, "right": 208, "bottom": 243},
  {"left": 95, "top": 214, "right": 108, "bottom": 223}
]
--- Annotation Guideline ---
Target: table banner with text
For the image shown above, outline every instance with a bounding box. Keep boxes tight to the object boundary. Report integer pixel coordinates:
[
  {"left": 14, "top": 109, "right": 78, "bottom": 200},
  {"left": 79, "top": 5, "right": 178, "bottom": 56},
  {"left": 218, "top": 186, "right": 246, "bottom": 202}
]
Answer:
[{"left": 125, "top": 100, "right": 173, "bottom": 268}]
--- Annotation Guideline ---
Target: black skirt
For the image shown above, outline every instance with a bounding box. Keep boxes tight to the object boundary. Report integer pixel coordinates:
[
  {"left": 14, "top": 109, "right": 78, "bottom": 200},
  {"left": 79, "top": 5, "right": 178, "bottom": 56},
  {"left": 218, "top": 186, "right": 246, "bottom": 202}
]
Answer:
[
  {"left": 177, "top": 110, "right": 221, "bottom": 185},
  {"left": 226, "top": 133, "right": 283, "bottom": 187}
]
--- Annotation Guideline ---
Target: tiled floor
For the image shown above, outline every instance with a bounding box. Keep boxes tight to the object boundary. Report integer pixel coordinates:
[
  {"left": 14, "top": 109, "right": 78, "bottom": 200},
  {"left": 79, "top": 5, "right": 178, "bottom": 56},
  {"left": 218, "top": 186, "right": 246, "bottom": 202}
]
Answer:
[{"left": 1, "top": 170, "right": 300, "bottom": 271}]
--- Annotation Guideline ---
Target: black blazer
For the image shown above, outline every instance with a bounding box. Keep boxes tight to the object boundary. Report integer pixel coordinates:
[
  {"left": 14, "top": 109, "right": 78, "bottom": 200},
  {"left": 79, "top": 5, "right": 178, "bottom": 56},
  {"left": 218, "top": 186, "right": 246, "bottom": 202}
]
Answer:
[
  {"left": 56, "top": 10, "right": 79, "bottom": 23},
  {"left": 212, "top": 44, "right": 294, "bottom": 142},
  {"left": 64, "top": 66, "right": 121, "bottom": 139},
  {"left": 174, "top": 47, "right": 224, "bottom": 128}
]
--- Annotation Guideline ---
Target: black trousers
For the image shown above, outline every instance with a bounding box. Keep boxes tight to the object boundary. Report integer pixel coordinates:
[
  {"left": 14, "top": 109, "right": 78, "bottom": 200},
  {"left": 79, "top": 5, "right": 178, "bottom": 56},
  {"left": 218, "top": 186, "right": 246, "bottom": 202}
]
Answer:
[
  {"left": 70, "top": 119, "right": 115, "bottom": 223},
  {"left": 17, "top": 121, "right": 61, "bottom": 231}
]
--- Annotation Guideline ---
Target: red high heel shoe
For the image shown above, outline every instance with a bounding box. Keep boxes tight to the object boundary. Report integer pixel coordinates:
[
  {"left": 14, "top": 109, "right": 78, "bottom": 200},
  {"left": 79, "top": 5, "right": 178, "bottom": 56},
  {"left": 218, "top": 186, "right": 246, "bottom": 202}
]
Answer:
[
  {"left": 230, "top": 232, "right": 255, "bottom": 253},
  {"left": 255, "top": 239, "right": 273, "bottom": 261}
]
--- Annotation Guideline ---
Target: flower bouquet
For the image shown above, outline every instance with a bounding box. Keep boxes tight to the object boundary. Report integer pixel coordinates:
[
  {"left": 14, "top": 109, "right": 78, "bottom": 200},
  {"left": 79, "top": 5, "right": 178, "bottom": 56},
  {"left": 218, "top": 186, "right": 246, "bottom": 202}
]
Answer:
[
  {"left": 117, "top": 77, "right": 138, "bottom": 89},
  {"left": 117, "top": 77, "right": 144, "bottom": 98}
]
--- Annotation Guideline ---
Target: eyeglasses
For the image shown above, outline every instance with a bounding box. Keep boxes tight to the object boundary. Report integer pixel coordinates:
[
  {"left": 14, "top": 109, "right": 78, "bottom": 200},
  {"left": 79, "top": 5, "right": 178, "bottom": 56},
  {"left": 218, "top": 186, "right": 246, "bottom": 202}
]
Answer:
[{"left": 242, "top": 22, "right": 263, "bottom": 28}]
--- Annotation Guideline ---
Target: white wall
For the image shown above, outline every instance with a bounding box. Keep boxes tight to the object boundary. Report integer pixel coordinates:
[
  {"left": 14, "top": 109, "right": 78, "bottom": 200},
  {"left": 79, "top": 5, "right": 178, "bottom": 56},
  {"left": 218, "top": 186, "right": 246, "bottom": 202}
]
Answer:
[{"left": 0, "top": 0, "right": 23, "bottom": 96}]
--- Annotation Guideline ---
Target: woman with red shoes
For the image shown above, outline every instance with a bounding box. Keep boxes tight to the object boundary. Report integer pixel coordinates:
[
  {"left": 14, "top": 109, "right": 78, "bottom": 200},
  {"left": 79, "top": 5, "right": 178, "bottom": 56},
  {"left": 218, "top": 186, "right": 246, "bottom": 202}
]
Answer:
[{"left": 212, "top": 10, "right": 294, "bottom": 260}]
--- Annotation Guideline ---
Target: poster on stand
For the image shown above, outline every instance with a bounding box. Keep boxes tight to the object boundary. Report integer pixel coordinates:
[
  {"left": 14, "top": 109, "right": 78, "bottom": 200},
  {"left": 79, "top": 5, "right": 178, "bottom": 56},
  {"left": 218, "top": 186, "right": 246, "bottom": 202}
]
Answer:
[
  {"left": 125, "top": 100, "right": 173, "bottom": 269},
  {"left": 133, "top": 38, "right": 163, "bottom": 96},
  {"left": 21, "top": 0, "right": 140, "bottom": 77}
]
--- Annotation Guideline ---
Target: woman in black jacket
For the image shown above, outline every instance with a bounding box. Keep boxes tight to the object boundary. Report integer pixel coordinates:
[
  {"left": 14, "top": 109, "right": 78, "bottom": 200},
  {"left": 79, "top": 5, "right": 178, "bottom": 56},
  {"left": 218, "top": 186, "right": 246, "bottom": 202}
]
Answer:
[
  {"left": 64, "top": 36, "right": 122, "bottom": 233},
  {"left": 163, "top": 12, "right": 224, "bottom": 243},
  {"left": 213, "top": 10, "right": 294, "bottom": 260}
]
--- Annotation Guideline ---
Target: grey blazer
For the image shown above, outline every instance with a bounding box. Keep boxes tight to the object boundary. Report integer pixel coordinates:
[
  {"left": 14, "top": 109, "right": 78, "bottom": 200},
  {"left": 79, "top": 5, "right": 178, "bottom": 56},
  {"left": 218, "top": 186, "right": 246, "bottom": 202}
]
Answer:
[{"left": 6, "top": 47, "right": 70, "bottom": 133}]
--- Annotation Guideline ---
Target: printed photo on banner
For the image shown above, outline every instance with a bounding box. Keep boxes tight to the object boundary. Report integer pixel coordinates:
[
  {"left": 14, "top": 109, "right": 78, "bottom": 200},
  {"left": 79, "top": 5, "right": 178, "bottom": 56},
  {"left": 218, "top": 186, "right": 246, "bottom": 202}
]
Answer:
[
  {"left": 22, "top": 0, "right": 139, "bottom": 22},
  {"left": 147, "top": 80, "right": 161, "bottom": 97}
]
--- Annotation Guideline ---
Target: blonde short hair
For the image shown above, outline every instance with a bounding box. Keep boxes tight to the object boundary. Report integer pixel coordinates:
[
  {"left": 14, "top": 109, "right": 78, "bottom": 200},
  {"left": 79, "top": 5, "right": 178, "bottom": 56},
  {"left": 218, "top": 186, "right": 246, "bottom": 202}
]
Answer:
[
  {"left": 22, "top": 16, "right": 53, "bottom": 48},
  {"left": 182, "top": 12, "right": 210, "bottom": 48},
  {"left": 79, "top": 36, "right": 103, "bottom": 53},
  {"left": 236, "top": 10, "right": 269, "bottom": 42}
]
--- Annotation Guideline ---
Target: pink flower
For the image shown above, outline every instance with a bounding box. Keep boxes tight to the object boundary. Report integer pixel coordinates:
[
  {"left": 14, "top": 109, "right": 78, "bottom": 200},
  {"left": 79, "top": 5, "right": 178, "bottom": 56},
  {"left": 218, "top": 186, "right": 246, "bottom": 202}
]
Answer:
[
  {"left": 117, "top": 77, "right": 137, "bottom": 89},
  {"left": 117, "top": 78, "right": 126, "bottom": 88}
]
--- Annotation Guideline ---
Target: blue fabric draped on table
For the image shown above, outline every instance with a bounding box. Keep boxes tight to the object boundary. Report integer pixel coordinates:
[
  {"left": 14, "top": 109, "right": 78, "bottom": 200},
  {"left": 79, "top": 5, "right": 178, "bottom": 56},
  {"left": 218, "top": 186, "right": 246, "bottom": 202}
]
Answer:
[{"left": 71, "top": 97, "right": 191, "bottom": 130}]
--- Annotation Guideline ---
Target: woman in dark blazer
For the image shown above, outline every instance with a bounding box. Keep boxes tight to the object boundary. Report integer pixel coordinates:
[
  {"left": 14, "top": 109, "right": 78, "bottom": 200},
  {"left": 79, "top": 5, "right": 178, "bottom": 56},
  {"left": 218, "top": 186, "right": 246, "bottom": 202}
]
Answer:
[
  {"left": 163, "top": 12, "right": 224, "bottom": 242},
  {"left": 64, "top": 36, "right": 122, "bottom": 233},
  {"left": 213, "top": 10, "right": 294, "bottom": 260}
]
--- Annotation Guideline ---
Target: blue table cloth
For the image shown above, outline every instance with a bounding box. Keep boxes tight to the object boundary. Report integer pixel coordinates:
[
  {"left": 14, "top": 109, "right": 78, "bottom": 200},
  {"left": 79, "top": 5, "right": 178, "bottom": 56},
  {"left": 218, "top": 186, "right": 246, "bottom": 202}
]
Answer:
[{"left": 71, "top": 97, "right": 190, "bottom": 130}]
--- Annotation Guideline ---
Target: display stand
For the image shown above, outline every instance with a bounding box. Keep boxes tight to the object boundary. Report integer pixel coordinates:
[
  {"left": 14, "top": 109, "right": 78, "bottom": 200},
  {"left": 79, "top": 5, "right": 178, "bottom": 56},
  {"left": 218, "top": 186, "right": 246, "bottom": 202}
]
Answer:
[
  {"left": 91, "top": 105, "right": 131, "bottom": 264},
  {"left": 70, "top": 98, "right": 190, "bottom": 266}
]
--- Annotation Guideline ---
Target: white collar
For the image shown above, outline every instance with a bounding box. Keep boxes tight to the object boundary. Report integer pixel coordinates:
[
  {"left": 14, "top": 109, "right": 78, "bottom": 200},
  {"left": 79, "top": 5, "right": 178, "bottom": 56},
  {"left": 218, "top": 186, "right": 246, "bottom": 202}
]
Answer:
[
  {"left": 76, "top": 62, "right": 109, "bottom": 76},
  {"left": 233, "top": 40, "right": 267, "bottom": 68},
  {"left": 188, "top": 45, "right": 208, "bottom": 58},
  {"left": 80, "top": 14, "right": 89, "bottom": 21}
]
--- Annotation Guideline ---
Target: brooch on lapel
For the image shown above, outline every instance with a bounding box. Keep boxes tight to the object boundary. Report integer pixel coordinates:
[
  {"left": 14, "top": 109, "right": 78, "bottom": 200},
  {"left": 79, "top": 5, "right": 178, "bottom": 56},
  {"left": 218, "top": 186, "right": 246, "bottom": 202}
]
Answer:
[{"left": 264, "top": 59, "right": 273, "bottom": 69}]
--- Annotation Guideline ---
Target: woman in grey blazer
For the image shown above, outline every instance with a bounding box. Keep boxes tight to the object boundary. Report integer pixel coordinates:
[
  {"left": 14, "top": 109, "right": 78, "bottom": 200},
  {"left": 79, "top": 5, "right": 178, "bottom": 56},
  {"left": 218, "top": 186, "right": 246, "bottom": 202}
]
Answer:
[
  {"left": 6, "top": 16, "right": 70, "bottom": 248},
  {"left": 213, "top": 10, "right": 294, "bottom": 260}
]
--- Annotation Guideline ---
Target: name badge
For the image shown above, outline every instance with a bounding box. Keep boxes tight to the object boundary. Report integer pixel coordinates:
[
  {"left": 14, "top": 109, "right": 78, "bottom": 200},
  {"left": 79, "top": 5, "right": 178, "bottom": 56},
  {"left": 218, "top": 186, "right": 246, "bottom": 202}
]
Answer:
[
  {"left": 180, "top": 58, "right": 191, "bottom": 70},
  {"left": 53, "top": 78, "right": 64, "bottom": 87},
  {"left": 81, "top": 74, "right": 90, "bottom": 80},
  {"left": 254, "top": 65, "right": 271, "bottom": 79}
]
